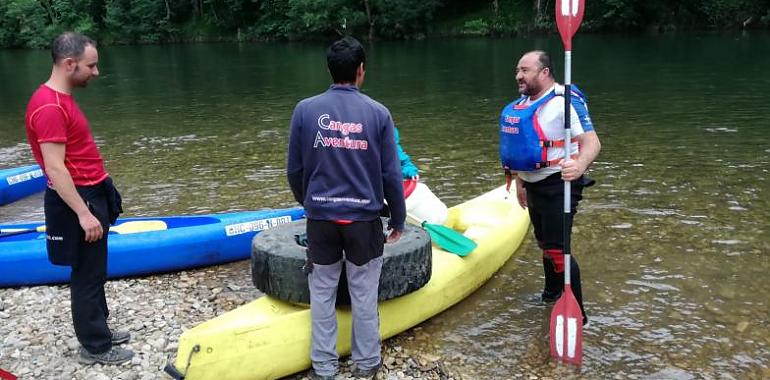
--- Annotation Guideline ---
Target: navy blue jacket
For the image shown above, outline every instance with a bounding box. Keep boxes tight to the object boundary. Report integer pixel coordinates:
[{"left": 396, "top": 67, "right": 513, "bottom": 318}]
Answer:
[{"left": 287, "top": 85, "right": 406, "bottom": 231}]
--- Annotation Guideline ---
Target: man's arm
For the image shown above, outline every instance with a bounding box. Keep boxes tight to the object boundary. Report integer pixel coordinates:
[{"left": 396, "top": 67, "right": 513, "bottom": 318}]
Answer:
[
  {"left": 40, "top": 142, "right": 103, "bottom": 242},
  {"left": 560, "top": 130, "right": 600, "bottom": 181}
]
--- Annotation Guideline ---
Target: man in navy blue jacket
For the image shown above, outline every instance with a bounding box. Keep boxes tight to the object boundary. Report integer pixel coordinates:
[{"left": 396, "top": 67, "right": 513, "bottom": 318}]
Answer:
[{"left": 287, "top": 36, "right": 406, "bottom": 380}]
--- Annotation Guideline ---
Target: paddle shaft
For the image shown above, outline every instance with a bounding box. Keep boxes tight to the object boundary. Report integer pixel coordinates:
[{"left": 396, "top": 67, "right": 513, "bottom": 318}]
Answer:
[
  {"left": 0, "top": 220, "right": 167, "bottom": 238},
  {"left": 0, "top": 227, "right": 43, "bottom": 238},
  {"left": 563, "top": 52, "right": 573, "bottom": 286}
]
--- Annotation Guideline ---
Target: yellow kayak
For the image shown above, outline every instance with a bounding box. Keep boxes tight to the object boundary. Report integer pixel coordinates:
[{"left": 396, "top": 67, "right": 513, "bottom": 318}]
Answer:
[{"left": 168, "top": 185, "right": 530, "bottom": 379}]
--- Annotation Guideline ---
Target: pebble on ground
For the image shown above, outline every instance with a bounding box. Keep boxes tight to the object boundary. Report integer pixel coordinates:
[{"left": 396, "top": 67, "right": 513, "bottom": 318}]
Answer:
[{"left": 0, "top": 261, "right": 461, "bottom": 380}]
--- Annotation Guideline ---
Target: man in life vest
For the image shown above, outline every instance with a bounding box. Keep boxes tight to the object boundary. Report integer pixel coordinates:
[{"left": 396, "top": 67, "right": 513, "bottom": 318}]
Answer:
[{"left": 499, "top": 50, "right": 601, "bottom": 325}]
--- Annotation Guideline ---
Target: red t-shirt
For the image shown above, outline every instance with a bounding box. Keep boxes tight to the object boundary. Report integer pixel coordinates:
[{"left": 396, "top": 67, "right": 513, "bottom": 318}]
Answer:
[{"left": 25, "top": 85, "right": 108, "bottom": 186}]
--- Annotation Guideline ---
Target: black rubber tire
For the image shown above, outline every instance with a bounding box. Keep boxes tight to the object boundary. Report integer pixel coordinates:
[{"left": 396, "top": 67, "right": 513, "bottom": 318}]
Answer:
[{"left": 251, "top": 218, "right": 432, "bottom": 305}]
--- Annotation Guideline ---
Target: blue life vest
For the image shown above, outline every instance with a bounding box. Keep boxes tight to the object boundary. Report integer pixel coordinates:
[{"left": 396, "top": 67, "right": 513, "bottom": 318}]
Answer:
[{"left": 499, "top": 85, "right": 592, "bottom": 171}]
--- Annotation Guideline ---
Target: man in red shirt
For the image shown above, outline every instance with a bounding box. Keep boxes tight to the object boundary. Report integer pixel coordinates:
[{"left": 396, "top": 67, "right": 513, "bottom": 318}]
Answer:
[{"left": 25, "top": 32, "right": 133, "bottom": 365}]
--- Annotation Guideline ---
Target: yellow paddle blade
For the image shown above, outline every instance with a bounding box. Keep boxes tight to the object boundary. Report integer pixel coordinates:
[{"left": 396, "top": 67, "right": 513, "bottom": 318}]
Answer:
[{"left": 110, "top": 220, "right": 167, "bottom": 234}]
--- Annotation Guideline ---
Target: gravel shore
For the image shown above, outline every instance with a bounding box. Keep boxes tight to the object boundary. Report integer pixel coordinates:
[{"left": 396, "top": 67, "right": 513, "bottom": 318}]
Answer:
[{"left": 0, "top": 260, "right": 461, "bottom": 380}]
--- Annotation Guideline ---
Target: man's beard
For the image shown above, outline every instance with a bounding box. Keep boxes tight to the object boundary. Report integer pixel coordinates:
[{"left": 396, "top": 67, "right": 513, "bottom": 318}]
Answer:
[
  {"left": 71, "top": 67, "right": 90, "bottom": 88},
  {"left": 519, "top": 80, "right": 543, "bottom": 97}
]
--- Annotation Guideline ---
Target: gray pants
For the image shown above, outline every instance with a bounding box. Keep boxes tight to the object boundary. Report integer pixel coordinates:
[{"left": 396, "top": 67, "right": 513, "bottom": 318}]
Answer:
[{"left": 309, "top": 257, "right": 383, "bottom": 376}]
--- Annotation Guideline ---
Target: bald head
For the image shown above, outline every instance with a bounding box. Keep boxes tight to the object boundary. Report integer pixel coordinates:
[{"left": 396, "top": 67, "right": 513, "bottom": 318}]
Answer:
[
  {"left": 522, "top": 50, "right": 554, "bottom": 79},
  {"left": 515, "top": 50, "right": 555, "bottom": 97}
]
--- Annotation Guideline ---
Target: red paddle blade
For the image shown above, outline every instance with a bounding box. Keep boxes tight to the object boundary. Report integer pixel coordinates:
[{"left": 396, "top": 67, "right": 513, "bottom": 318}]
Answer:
[
  {"left": 549, "top": 285, "right": 583, "bottom": 365},
  {"left": 555, "top": 0, "right": 586, "bottom": 51},
  {"left": 0, "top": 368, "right": 17, "bottom": 380}
]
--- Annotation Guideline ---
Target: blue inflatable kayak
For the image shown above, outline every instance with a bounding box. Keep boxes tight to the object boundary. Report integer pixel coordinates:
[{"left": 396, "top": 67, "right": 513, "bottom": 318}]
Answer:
[
  {"left": 0, "top": 165, "right": 47, "bottom": 206},
  {"left": 0, "top": 207, "right": 305, "bottom": 287}
]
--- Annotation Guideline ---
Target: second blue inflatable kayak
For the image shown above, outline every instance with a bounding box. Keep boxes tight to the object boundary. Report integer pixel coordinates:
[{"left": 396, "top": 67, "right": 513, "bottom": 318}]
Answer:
[
  {"left": 0, "top": 207, "right": 305, "bottom": 287},
  {"left": 0, "top": 164, "right": 47, "bottom": 206}
]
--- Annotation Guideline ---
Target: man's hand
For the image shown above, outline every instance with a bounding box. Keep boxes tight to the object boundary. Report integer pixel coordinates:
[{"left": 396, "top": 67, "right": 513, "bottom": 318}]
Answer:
[
  {"left": 560, "top": 130, "right": 601, "bottom": 182},
  {"left": 385, "top": 228, "right": 402, "bottom": 244},
  {"left": 558, "top": 158, "right": 587, "bottom": 182},
  {"left": 77, "top": 210, "right": 103, "bottom": 242}
]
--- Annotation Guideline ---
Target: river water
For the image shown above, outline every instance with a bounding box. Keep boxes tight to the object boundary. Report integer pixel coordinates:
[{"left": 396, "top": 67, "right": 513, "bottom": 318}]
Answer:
[{"left": 0, "top": 33, "right": 768, "bottom": 379}]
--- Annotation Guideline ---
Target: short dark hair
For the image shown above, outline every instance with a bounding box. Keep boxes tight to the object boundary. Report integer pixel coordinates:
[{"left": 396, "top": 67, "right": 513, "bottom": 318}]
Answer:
[
  {"left": 533, "top": 50, "right": 555, "bottom": 79},
  {"left": 326, "top": 37, "right": 365, "bottom": 84},
  {"left": 51, "top": 32, "right": 96, "bottom": 64}
]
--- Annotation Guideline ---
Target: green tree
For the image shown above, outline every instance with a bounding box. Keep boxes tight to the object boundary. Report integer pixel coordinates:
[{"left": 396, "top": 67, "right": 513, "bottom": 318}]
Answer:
[
  {"left": 1, "top": 0, "right": 55, "bottom": 48},
  {"left": 1, "top": 0, "right": 769, "bottom": 48},
  {"left": 104, "top": 0, "right": 173, "bottom": 43},
  {"left": 285, "top": 0, "right": 365, "bottom": 37},
  {"left": 368, "top": 0, "right": 442, "bottom": 39}
]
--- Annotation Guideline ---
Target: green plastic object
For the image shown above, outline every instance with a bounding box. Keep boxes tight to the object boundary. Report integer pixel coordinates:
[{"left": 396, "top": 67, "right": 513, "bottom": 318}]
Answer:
[{"left": 420, "top": 221, "right": 477, "bottom": 257}]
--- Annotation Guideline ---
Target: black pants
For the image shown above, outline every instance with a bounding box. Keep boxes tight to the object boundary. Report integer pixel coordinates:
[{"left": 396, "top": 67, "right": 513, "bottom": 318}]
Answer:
[
  {"left": 306, "top": 218, "right": 385, "bottom": 307},
  {"left": 306, "top": 218, "right": 384, "bottom": 266},
  {"left": 524, "top": 173, "right": 591, "bottom": 322},
  {"left": 44, "top": 185, "right": 112, "bottom": 354}
]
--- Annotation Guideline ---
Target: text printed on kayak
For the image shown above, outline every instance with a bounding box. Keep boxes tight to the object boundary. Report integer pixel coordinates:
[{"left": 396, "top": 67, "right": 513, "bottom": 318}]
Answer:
[
  {"left": 225, "top": 216, "right": 293, "bottom": 237},
  {"left": 6, "top": 169, "right": 44, "bottom": 185}
]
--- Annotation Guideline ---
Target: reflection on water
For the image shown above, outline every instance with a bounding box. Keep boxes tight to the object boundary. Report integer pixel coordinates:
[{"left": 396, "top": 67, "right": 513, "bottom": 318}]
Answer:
[{"left": 1, "top": 34, "right": 768, "bottom": 378}]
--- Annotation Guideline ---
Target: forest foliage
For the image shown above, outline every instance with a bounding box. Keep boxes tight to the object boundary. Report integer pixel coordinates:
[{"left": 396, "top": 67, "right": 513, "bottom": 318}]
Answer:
[{"left": 0, "top": 0, "right": 768, "bottom": 48}]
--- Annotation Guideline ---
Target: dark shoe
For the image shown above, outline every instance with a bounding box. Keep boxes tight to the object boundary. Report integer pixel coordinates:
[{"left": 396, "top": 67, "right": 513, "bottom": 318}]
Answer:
[
  {"left": 526, "top": 292, "right": 561, "bottom": 305},
  {"left": 541, "top": 291, "right": 561, "bottom": 304},
  {"left": 309, "top": 369, "right": 336, "bottom": 380},
  {"left": 78, "top": 346, "right": 134, "bottom": 365},
  {"left": 111, "top": 330, "right": 131, "bottom": 345},
  {"left": 351, "top": 361, "right": 382, "bottom": 379}
]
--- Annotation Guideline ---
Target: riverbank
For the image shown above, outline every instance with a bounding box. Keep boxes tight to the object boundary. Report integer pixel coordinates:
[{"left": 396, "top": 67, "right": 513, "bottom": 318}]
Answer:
[{"left": 0, "top": 260, "right": 467, "bottom": 380}]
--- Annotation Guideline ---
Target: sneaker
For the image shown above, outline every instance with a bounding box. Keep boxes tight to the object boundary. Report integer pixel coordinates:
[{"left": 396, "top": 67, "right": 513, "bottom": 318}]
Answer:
[
  {"left": 351, "top": 361, "right": 382, "bottom": 379},
  {"left": 309, "top": 369, "right": 336, "bottom": 380},
  {"left": 111, "top": 330, "right": 131, "bottom": 345},
  {"left": 78, "top": 346, "right": 134, "bottom": 365}
]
